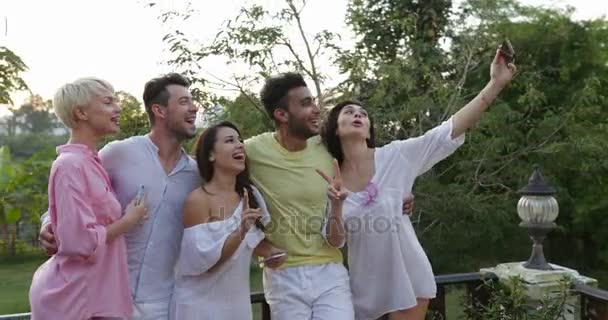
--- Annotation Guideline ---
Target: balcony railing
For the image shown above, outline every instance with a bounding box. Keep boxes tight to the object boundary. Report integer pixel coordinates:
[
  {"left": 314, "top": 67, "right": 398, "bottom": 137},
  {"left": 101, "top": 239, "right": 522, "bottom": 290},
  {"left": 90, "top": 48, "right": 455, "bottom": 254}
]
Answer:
[
  {"left": 574, "top": 281, "right": 608, "bottom": 320},
  {"left": 2, "top": 272, "right": 607, "bottom": 320}
]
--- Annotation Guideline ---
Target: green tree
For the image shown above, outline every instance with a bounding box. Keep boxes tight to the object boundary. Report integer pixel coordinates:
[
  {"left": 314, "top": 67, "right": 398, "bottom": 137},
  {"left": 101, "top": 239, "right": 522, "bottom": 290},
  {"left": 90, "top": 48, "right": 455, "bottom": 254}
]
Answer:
[
  {"left": 0, "top": 146, "right": 52, "bottom": 256},
  {"left": 0, "top": 133, "right": 67, "bottom": 159},
  {"left": 220, "top": 93, "right": 273, "bottom": 139},
  {"left": 0, "top": 95, "right": 67, "bottom": 159},
  {"left": 101, "top": 91, "right": 150, "bottom": 147},
  {"left": 6, "top": 95, "right": 57, "bottom": 135},
  {"left": 0, "top": 46, "right": 29, "bottom": 105},
  {"left": 445, "top": 1, "right": 608, "bottom": 282}
]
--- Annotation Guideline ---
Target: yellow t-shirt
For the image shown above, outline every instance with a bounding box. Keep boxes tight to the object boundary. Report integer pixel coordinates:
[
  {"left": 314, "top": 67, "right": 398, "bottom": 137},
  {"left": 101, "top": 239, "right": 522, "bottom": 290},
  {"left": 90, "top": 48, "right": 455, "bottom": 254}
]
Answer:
[{"left": 245, "top": 132, "right": 342, "bottom": 268}]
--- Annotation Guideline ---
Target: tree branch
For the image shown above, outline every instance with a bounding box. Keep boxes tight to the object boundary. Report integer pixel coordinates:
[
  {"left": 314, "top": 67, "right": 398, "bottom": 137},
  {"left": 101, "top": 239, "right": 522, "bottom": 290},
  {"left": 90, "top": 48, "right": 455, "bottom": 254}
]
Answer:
[
  {"left": 279, "top": 40, "right": 313, "bottom": 77},
  {"left": 442, "top": 44, "right": 478, "bottom": 121},
  {"left": 312, "top": 42, "right": 322, "bottom": 59},
  {"left": 200, "top": 70, "right": 265, "bottom": 115},
  {"left": 286, "top": 0, "right": 323, "bottom": 103}
]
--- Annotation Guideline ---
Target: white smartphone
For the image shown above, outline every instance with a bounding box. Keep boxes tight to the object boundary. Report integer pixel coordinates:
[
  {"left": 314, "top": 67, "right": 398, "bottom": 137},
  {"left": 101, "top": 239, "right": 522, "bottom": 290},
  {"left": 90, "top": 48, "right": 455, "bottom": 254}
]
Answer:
[
  {"left": 263, "top": 252, "right": 287, "bottom": 263},
  {"left": 135, "top": 185, "right": 145, "bottom": 205}
]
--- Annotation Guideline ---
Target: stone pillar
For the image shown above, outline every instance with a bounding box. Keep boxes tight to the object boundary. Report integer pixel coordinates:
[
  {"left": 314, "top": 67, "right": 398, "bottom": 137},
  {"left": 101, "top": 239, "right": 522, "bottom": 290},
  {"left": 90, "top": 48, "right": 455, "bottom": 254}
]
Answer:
[{"left": 481, "top": 262, "right": 597, "bottom": 320}]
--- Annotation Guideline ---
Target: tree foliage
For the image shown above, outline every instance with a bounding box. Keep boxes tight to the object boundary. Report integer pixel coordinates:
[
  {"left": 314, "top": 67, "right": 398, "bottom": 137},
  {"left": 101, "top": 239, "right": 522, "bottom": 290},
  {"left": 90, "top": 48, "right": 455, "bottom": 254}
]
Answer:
[
  {"left": 0, "top": 94, "right": 67, "bottom": 159},
  {"left": 0, "top": 145, "right": 52, "bottom": 256},
  {"left": 0, "top": 46, "right": 29, "bottom": 105},
  {"left": 101, "top": 91, "right": 150, "bottom": 146},
  {"left": 218, "top": 93, "right": 273, "bottom": 139},
  {"left": 461, "top": 277, "right": 570, "bottom": 320},
  {"left": 4, "top": 95, "right": 58, "bottom": 135}
]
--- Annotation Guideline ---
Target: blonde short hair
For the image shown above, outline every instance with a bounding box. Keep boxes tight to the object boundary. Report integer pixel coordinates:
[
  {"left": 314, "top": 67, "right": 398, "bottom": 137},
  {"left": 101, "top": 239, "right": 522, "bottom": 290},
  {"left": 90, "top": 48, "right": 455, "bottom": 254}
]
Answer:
[{"left": 53, "top": 77, "right": 114, "bottom": 128}]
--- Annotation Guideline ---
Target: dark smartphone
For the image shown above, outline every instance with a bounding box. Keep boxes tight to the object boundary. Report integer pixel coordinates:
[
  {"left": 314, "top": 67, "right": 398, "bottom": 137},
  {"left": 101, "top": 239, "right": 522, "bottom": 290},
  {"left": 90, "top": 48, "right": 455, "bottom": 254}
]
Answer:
[
  {"left": 135, "top": 185, "right": 145, "bottom": 205},
  {"left": 255, "top": 219, "right": 266, "bottom": 232},
  {"left": 499, "top": 39, "right": 515, "bottom": 64}
]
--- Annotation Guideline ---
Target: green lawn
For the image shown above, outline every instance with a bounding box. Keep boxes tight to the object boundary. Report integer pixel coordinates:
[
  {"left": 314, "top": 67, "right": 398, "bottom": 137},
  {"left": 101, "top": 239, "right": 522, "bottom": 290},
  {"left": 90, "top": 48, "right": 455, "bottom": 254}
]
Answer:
[{"left": 0, "top": 254, "right": 47, "bottom": 314}]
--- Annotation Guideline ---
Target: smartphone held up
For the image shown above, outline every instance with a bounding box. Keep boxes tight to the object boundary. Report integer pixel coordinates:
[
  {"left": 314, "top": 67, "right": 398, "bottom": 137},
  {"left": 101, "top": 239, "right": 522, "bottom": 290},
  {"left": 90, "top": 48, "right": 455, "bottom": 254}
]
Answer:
[{"left": 499, "top": 39, "right": 515, "bottom": 64}]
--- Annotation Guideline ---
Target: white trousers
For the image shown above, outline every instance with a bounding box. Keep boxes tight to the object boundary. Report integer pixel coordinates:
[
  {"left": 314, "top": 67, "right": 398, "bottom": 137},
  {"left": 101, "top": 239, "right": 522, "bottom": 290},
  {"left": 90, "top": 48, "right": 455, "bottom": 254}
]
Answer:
[{"left": 263, "top": 263, "right": 355, "bottom": 320}]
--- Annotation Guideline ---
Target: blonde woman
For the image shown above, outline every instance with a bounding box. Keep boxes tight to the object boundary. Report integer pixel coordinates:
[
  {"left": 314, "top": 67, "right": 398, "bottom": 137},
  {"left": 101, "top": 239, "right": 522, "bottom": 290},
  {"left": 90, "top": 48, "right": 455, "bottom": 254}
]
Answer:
[{"left": 29, "top": 78, "right": 147, "bottom": 320}]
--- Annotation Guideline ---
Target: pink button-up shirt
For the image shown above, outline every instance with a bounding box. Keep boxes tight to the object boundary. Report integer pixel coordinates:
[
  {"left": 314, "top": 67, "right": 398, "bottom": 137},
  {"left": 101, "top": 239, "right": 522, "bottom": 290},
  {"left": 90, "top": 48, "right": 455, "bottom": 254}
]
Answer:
[{"left": 29, "top": 144, "right": 133, "bottom": 319}]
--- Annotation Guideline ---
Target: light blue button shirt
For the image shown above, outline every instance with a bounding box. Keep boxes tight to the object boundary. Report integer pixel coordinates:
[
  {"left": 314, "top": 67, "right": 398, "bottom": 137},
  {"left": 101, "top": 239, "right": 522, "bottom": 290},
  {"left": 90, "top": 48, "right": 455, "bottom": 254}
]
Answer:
[{"left": 100, "top": 135, "right": 201, "bottom": 303}]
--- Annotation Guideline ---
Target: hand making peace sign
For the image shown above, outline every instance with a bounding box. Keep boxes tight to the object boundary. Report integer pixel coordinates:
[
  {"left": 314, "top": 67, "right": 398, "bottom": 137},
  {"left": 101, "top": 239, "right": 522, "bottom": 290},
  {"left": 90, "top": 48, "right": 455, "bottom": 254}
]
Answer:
[
  {"left": 239, "top": 188, "right": 263, "bottom": 235},
  {"left": 316, "top": 159, "right": 349, "bottom": 204}
]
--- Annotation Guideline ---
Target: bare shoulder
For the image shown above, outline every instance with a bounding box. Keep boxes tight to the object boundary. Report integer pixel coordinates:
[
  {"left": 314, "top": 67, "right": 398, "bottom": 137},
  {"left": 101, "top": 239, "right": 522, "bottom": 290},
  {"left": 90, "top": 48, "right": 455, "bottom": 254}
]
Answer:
[{"left": 183, "top": 187, "right": 211, "bottom": 227}]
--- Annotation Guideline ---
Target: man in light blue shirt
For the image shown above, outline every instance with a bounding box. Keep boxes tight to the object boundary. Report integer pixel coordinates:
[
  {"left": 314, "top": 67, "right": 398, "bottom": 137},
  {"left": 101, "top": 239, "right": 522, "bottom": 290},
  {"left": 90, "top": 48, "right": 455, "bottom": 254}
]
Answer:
[{"left": 40, "top": 73, "right": 201, "bottom": 319}]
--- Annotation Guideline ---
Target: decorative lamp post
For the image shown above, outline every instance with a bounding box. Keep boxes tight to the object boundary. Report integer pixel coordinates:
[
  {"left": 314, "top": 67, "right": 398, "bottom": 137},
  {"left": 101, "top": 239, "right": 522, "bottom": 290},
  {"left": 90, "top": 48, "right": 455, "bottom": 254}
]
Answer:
[{"left": 517, "top": 165, "right": 559, "bottom": 270}]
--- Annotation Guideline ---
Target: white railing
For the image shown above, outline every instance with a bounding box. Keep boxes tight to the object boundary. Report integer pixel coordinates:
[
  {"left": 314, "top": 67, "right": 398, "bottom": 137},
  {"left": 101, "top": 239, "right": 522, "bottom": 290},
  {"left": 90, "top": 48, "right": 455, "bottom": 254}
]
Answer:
[{"left": 0, "top": 313, "right": 30, "bottom": 320}]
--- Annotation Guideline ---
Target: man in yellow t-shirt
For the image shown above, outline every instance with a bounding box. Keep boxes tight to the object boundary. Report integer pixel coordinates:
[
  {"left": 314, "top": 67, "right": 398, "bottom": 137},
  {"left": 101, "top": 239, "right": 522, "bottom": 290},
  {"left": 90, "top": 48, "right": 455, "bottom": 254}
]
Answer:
[{"left": 245, "top": 73, "right": 353, "bottom": 319}]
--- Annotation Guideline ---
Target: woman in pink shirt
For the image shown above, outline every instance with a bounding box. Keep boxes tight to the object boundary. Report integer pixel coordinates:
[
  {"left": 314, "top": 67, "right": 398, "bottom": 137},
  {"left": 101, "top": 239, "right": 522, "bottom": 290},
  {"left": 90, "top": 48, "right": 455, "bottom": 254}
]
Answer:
[{"left": 29, "top": 78, "right": 148, "bottom": 320}]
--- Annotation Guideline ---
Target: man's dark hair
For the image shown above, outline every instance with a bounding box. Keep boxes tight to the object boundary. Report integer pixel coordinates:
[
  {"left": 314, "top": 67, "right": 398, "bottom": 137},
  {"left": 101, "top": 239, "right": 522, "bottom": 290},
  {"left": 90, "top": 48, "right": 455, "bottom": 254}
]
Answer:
[
  {"left": 260, "top": 72, "right": 307, "bottom": 122},
  {"left": 142, "top": 73, "right": 190, "bottom": 125}
]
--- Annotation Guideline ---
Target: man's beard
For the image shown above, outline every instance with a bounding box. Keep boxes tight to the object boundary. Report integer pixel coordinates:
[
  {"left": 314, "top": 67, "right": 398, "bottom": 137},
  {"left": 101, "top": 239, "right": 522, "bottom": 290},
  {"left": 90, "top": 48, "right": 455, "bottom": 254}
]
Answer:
[
  {"left": 167, "top": 120, "right": 196, "bottom": 141},
  {"left": 287, "top": 114, "right": 316, "bottom": 140}
]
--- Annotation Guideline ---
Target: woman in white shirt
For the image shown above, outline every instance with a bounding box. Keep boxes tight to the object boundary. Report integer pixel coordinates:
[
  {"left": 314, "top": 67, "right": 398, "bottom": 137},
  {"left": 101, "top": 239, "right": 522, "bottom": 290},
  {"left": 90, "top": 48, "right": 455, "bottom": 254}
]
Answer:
[
  {"left": 321, "top": 50, "right": 516, "bottom": 320},
  {"left": 170, "top": 121, "right": 283, "bottom": 320}
]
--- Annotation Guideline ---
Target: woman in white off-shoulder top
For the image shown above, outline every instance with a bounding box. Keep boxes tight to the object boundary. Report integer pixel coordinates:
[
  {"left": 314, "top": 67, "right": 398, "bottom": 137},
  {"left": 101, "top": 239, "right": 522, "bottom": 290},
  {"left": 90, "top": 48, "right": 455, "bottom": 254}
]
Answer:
[
  {"left": 321, "top": 49, "right": 516, "bottom": 320},
  {"left": 170, "top": 121, "right": 286, "bottom": 320}
]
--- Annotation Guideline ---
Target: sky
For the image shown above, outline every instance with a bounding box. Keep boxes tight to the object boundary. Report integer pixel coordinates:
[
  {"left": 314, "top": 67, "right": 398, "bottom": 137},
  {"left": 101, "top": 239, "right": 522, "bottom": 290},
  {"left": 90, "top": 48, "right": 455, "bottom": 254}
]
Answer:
[{"left": 1, "top": 0, "right": 607, "bottom": 117}]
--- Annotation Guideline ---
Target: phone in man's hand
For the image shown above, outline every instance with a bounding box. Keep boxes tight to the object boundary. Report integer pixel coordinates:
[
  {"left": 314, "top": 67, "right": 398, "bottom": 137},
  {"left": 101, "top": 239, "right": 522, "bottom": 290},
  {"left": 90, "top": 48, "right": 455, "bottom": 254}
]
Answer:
[
  {"left": 263, "top": 252, "right": 287, "bottom": 263},
  {"left": 135, "top": 185, "right": 145, "bottom": 205}
]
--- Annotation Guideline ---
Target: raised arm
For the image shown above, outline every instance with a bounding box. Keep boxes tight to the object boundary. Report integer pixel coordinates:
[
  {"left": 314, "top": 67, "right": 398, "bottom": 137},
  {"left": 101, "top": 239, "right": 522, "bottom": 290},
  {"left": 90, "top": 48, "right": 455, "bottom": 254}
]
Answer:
[
  {"left": 209, "top": 189, "right": 262, "bottom": 272},
  {"left": 451, "top": 49, "right": 517, "bottom": 138},
  {"left": 317, "top": 159, "right": 348, "bottom": 248},
  {"left": 383, "top": 50, "right": 516, "bottom": 179}
]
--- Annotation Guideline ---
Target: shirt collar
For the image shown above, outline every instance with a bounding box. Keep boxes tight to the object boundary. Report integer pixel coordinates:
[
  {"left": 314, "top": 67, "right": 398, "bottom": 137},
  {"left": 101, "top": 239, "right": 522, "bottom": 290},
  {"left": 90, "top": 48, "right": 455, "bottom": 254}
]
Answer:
[
  {"left": 143, "top": 134, "right": 193, "bottom": 174},
  {"left": 56, "top": 143, "right": 99, "bottom": 160},
  {"left": 143, "top": 134, "right": 188, "bottom": 155}
]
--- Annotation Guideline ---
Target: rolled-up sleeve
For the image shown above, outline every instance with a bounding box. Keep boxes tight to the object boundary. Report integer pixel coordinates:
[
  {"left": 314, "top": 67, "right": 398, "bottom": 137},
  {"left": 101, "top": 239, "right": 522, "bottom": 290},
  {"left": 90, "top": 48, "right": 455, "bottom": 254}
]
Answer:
[{"left": 54, "top": 167, "right": 107, "bottom": 263}]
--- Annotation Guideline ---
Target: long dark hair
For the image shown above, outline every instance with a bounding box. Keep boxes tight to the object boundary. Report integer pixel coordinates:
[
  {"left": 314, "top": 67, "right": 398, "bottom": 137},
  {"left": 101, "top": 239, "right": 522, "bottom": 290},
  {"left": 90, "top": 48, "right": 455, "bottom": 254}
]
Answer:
[
  {"left": 321, "top": 100, "right": 376, "bottom": 165},
  {"left": 193, "top": 121, "right": 259, "bottom": 209}
]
